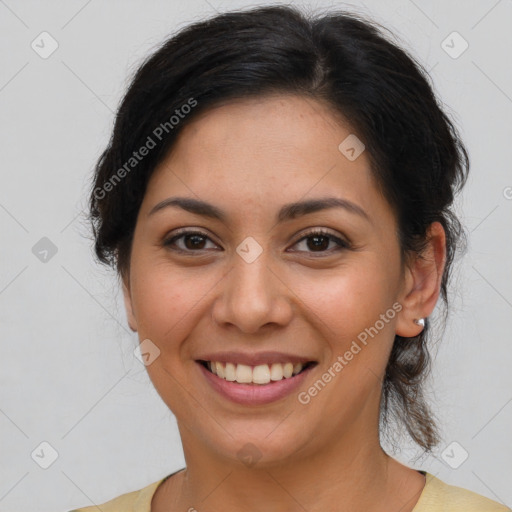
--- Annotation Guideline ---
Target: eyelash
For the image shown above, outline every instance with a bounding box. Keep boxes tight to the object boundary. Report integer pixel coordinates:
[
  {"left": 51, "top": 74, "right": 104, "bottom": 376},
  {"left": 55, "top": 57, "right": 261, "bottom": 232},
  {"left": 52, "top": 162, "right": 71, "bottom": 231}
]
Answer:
[{"left": 163, "top": 228, "right": 351, "bottom": 256}]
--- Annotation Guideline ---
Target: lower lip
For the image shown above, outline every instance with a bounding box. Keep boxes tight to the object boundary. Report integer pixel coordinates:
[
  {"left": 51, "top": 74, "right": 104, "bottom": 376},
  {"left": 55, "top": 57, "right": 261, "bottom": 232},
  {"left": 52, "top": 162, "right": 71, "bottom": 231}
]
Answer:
[{"left": 197, "top": 362, "right": 314, "bottom": 406}]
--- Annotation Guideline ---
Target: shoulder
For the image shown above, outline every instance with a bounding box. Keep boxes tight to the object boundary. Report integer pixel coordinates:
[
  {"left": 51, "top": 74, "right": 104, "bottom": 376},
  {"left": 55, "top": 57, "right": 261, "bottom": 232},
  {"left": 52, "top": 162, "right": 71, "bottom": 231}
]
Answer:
[
  {"left": 67, "top": 476, "right": 166, "bottom": 512},
  {"left": 414, "top": 472, "right": 511, "bottom": 512}
]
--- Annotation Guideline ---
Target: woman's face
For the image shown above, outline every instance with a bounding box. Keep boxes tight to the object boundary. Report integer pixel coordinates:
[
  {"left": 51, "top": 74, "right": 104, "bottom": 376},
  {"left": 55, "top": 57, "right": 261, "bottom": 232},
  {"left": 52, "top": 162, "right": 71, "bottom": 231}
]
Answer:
[{"left": 123, "top": 94, "right": 430, "bottom": 467}]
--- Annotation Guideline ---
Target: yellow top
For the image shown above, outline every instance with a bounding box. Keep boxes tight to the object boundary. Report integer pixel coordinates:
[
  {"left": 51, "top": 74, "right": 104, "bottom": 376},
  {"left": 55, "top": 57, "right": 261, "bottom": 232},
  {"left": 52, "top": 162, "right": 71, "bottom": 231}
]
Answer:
[{"left": 68, "top": 470, "right": 511, "bottom": 512}]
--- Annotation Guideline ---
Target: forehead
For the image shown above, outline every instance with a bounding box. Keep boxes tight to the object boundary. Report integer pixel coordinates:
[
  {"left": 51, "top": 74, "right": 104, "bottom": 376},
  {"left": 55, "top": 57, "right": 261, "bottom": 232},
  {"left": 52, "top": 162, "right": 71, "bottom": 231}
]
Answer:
[
  {"left": 141, "top": 94, "right": 390, "bottom": 228},
  {"left": 166, "top": 94, "right": 352, "bottom": 170}
]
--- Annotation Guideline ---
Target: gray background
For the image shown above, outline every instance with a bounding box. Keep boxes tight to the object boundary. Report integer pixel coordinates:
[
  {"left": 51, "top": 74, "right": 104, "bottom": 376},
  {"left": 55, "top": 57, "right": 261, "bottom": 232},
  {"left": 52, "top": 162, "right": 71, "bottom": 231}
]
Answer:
[{"left": 0, "top": 0, "right": 511, "bottom": 511}]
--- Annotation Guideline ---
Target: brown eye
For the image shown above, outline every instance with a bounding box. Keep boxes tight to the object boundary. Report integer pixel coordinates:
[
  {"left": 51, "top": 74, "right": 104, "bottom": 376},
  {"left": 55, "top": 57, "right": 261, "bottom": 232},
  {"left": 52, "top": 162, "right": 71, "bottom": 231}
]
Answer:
[
  {"left": 163, "top": 228, "right": 350, "bottom": 256},
  {"left": 291, "top": 229, "right": 350, "bottom": 255},
  {"left": 163, "top": 230, "right": 219, "bottom": 253}
]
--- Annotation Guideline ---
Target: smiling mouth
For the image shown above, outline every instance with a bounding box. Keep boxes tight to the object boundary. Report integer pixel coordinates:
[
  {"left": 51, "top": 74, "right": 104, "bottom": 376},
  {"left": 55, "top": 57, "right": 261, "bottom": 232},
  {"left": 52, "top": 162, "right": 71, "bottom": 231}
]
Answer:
[{"left": 198, "top": 360, "right": 317, "bottom": 385}]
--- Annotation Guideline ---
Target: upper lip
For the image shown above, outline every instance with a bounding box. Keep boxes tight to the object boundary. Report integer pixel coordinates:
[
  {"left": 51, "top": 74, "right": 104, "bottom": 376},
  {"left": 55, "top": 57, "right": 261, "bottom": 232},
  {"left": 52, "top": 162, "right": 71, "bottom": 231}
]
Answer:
[{"left": 196, "top": 351, "right": 317, "bottom": 366}]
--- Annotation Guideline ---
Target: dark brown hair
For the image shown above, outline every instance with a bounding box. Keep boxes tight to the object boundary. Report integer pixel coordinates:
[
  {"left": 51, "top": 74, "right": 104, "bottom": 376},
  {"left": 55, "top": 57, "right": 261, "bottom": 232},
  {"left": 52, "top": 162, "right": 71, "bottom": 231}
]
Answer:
[{"left": 88, "top": 5, "right": 469, "bottom": 452}]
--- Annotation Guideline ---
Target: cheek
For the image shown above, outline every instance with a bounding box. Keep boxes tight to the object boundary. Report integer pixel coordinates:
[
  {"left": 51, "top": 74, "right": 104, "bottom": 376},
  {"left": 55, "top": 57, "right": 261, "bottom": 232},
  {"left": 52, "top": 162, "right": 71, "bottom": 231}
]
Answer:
[
  {"left": 298, "top": 268, "right": 398, "bottom": 421},
  {"left": 129, "top": 266, "right": 207, "bottom": 412},
  {"left": 130, "top": 264, "right": 203, "bottom": 345},
  {"left": 290, "top": 258, "right": 399, "bottom": 408},
  {"left": 293, "top": 258, "right": 398, "bottom": 338}
]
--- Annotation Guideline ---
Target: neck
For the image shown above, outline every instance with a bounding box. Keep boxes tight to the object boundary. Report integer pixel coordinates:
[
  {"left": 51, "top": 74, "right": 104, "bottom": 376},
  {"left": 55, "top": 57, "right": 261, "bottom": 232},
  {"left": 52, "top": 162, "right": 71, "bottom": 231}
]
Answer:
[{"left": 170, "top": 428, "right": 411, "bottom": 512}]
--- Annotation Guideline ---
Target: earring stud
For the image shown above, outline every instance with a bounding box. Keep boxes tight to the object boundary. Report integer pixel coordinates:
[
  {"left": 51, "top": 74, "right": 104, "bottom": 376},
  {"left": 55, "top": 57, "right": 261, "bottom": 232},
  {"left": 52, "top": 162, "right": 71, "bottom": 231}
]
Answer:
[{"left": 414, "top": 318, "right": 425, "bottom": 327}]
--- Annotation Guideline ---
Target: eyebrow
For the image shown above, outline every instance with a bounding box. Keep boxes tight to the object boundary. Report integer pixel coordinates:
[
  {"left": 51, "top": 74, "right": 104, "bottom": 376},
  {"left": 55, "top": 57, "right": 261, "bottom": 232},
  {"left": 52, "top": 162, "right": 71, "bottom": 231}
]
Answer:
[{"left": 148, "top": 196, "right": 370, "bottom": 223}]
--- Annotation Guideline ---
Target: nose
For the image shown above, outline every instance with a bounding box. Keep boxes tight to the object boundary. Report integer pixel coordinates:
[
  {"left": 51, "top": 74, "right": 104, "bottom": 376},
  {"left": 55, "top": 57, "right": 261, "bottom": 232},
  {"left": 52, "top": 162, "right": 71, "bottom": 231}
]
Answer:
[{"left": 211, "top": 248, "right": 294, "bottom": 334}]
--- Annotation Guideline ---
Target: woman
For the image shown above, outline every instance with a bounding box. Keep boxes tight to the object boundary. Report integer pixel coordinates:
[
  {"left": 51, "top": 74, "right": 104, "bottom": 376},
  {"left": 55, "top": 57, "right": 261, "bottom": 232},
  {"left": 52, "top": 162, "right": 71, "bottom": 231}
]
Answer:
[{"left": 69, "top": 5, "right": 510, "bottom": 512}]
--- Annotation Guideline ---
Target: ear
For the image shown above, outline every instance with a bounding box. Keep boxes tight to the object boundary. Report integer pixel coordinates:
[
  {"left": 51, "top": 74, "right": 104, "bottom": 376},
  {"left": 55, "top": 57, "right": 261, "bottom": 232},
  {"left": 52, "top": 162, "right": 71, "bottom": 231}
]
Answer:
[
  {"left": 122, "top": 273, "right": 138, "bottom": 332},
  {"left": 395, "top": 221, "right": 447, "bottom": 338}
]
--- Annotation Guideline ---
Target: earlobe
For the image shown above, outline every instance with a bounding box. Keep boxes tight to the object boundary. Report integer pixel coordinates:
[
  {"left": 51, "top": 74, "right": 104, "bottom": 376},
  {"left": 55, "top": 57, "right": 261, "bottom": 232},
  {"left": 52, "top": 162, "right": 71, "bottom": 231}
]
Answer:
[
  {"left": 395, "top": 222, "right": 446, "bottom": 338},
  {"left": 122, "top": 276, "right": 138, "bottom": 332}
]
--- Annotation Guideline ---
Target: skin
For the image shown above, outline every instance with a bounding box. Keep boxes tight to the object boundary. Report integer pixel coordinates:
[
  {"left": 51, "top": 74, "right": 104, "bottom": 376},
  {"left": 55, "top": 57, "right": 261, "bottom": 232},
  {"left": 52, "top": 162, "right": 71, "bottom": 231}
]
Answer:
[{"left": 122, "top": 94, "right": 446, "bottom": 512}]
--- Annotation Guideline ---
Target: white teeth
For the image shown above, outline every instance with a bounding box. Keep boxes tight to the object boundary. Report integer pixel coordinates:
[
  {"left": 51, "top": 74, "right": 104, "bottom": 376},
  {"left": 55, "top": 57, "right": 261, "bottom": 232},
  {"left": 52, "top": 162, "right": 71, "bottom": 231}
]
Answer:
[
  {"left": 283, "top": 362, "right": 293, "bottom": 378},
  {"left": 215, "top": 361, "right": 225, "bottom": 379},
  {"left": 205, "top": 361, "right": 307, "bottom": 384},
  {"left": 253, "top": 364, "right": 271, "bottom": 384},
  {"left": 270, "top": 363, "right": 283, "bottom": 381},
  {"left": 235, "top": 364, "right": 252, "bottom": 383},
  {"left": 224, "top": 362, "right": 236, "bottom": 381}
]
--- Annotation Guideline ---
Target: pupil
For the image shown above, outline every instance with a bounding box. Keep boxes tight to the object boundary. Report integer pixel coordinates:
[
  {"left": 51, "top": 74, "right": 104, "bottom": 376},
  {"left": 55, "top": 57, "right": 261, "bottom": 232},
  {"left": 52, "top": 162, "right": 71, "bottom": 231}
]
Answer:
[
  {"left": 308, "top": 235, "right": 328, "bottom": 251},
  {"left": 185, "top": 234, "right": 205, "bottom": 249}
]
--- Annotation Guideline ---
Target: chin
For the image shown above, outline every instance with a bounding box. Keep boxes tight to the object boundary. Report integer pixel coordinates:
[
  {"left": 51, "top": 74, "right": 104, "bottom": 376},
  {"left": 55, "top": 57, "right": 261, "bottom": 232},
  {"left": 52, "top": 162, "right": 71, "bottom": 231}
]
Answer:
[{"left": 205, "top": 424, "right": 314, "bottom": 469}]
